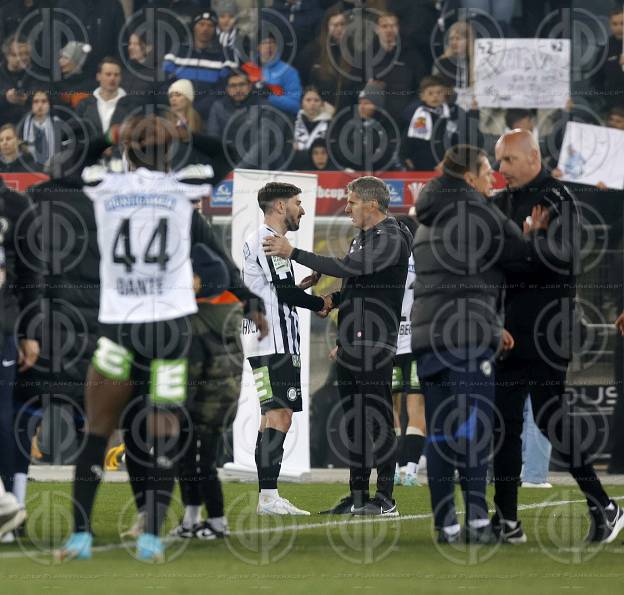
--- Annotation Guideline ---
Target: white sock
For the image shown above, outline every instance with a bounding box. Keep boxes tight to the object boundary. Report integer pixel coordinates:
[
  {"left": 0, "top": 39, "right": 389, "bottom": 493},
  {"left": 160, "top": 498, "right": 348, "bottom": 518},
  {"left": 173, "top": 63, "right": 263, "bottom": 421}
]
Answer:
[
  {"left": 260, "top": 488, "right": 279, "bottom": 499},
  {"left": 182, "top": 505, "right": 202, "bottom": 527},
  {"left": 443, "top": 523, "right": 461, "bottom": 536},
  {"left": 395, "top": 463, "right": 400, "bottom": 473},
  {"left": 12, "top": 473, "right": 27, "bottom": 507},
  {"left": 406, "top": 462, "right": 418, "bottom": 476},
  {"left": 209, "top": 516, "right": 227, "bottom": 531},
  {"left": 469, "top": 519, "right": 490, "bottom": 529}
]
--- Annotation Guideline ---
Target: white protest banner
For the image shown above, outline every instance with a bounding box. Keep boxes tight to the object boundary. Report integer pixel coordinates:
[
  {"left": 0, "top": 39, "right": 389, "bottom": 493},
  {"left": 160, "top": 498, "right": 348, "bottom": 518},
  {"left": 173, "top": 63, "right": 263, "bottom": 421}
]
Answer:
[
  {"left": 557, "top": 122, "right": 624, "bottom": 190},
  {"left": 224, "top": 170, "right": 318, "bottom": 480},
  {"left": 474, "top": 38, "right": 570, "bottom": 108}
]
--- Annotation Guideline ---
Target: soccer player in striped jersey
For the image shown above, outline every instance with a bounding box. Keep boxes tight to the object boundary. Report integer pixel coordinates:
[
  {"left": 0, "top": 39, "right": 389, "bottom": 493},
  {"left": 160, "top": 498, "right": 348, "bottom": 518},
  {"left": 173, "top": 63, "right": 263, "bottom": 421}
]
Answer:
[
  {"left": 391, "top": 215, "right": 426, "bottom": 487},
  {"left": 243, "top": 182, "right": 331, "bottom": 515}
]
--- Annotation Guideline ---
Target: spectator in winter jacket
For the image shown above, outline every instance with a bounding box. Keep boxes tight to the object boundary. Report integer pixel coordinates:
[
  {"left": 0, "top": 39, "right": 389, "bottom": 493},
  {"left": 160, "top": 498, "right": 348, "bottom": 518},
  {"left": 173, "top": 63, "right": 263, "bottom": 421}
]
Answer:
[
  {"left": 213, "top": 0, "right": 240, "bottom": 60},
  {"left": 18, "top": 90, "right": 64, "bottom": 168},
  {"left": 163, "top": 10, "right": 236, "bottom": 118},
  {"left": 75, "top": 57, "right": 135, "bottom": 137},
  {"left": 0, "top": 123, "right": 41, "bottom": 173},
  {"left": 401, "top": 76, "right": 452, "bottom": 170},
  {"left": 328, "top": 81, "right": 402, "bottom": 172},
  {"left": 206, "top": 70, "right": 291, "bottom": 170},
  {"left": 53, "top": 41, "right": 93, "bottom": 111},
  {"left": 241, "top": 30, "right": 302, "bottom": 117},
  {"left": 294, "top": 86, "right": 334, "bottom": 151},
  {"left": 0, "top": 36, "right": 36, "bottom": 126},
  {"left": 168, "top": 79, "right": 204, "bottom": 134},
  {"left": 594, "top": 7, "right": 624, "bottom": 110},
  {"left": 433, "top": 20, "right": 475, "bottom": 111},
  {"left": 296, "top": 6, "right": 359, "bottom": 112}
]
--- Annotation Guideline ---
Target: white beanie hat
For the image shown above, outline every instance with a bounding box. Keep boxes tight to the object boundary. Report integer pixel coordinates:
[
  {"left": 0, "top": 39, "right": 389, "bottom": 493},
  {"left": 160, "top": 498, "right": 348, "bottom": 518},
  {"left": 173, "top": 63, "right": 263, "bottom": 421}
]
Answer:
[{"left": 168, "top": 79, "right": 194, "bottom": 103}]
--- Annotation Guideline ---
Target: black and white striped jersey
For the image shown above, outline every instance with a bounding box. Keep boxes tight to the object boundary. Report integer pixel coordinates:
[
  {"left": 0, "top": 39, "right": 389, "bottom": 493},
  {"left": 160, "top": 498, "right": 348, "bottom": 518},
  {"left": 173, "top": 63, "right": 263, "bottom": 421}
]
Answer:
[{"left": 242, "top": 225, "right": 301, "bottom": 357}]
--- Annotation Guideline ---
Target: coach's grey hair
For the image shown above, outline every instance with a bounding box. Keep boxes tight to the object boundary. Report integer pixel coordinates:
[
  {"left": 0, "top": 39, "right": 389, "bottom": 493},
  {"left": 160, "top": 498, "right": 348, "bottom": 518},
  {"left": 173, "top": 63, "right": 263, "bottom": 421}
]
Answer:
[{"left": 346, "top": 176, "right": 390, "bottom": 213}]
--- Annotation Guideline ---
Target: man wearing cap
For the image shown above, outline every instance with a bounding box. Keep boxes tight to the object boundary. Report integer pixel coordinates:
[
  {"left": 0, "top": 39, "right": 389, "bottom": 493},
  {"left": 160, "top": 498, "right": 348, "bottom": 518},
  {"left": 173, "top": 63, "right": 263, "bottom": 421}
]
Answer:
[{"left": 163, "top": 11, "right": 237, "bottom": 118}]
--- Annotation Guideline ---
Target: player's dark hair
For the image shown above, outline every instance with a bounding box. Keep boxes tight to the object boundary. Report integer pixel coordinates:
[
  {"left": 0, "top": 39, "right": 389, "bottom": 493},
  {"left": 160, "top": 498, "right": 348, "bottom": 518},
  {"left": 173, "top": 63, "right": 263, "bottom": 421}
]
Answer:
[
  {"left": 442, "top": 144, "right": 486, "bottom": 180},
  {"left": 122, "top": 114, "right": 174, "bottom": 171},
  {"left": 505, "top": 108, "right": 534, "bottom": 129},
  {"left": 609, "top": 5, "right": 623, "bottom": 18},
  {"left": 257, "top": 182, "right": 302, "bottom": 213}
]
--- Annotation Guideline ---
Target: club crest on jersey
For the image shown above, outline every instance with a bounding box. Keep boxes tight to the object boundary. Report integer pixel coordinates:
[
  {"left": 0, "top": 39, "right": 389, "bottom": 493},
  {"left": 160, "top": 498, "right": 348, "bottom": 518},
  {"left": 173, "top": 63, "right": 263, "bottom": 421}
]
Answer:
[{"left": 287, "top": 387, "right": 298, "bottom": 401}]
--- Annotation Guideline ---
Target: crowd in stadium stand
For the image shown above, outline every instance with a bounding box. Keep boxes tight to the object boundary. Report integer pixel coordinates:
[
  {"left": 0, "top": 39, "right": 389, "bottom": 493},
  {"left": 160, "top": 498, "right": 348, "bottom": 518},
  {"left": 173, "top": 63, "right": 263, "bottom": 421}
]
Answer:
[{"left": 0, "top": 0, "right": 622, "bottom": 179}]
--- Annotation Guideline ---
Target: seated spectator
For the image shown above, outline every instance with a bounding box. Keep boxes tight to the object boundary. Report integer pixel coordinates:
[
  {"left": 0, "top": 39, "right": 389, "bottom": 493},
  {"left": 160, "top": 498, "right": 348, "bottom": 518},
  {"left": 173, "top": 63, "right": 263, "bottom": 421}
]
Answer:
[
  {"left": 594, "top": 6, "right": 624, "bottom": 110},
  {"left": 0, "top": 123, "right": 40, "bottom": 172},
  {"left": 207, "top": 69, "right": 292, "bottom": 170},
  {"left": 213, "top": 0, "right": 240, "bottom": 57},
  {"left": 122, "top": 31, "right": 161, "bottom": 100},
  {"left": 168, "top": 79, "right": 203, "bottom": 133},
  {"left": 359, "top": 11, "right": 426, "bottom": 120},
  {"left": 272, "top": 0, "right": 323, "bottom": 49},
  {"left": 294, "top": 86, "right": 334, "bottom": 151},
  {"left": 607, "top": 105, "right": 624, "bottom": 130},
  {"left": 0, "top": 35, "right": 36, "bottom": 126},
  {"left": 18, "top": 90, "right": 63, "bottom": 168},
  {"left": 206, "top": 70, "right": 261, "bottom": 138},
  {"left": 55, "top": 0, "right": 126, "bottom": 76},
  {"left": 75, "top": 57, "right": 136, "bottom": 137},
  {"left": 163, "top": 10, "right": 235, "bottom": 118},
  {"left": 400, "top": 75, "right": 451, "bottom": 170},
  {"left": 54, "top": 41, "right": 93, "bottom": 110},
  {"left": 327, "top": 81, "right": 402, "bottom": 172},
  {"left": 433, "top": 20, "right": 475, "bottom": 111},
  {"left": 298, "top": 137, "right": 339, "bottom": 171},
  {"left": 241, "top": 30, "right": 302, "bottom": 117},
  {"left": 296, "top": 6, "right": 359, "bottom": 112}
]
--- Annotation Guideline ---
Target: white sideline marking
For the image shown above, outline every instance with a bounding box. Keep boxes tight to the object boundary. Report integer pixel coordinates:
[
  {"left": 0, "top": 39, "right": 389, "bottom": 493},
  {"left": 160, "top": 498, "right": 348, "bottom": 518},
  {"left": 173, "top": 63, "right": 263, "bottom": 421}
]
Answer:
[{"left": 1, "top": 495, "right": 622, "bottom": 560}]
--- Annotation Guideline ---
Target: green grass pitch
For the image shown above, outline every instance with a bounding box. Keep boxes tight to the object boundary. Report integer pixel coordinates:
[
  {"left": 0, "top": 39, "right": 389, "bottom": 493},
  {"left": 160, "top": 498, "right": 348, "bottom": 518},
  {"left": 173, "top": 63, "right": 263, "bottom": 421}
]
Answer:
[{"left": 1, "top": 482, "right": 623, "bottom": 594}]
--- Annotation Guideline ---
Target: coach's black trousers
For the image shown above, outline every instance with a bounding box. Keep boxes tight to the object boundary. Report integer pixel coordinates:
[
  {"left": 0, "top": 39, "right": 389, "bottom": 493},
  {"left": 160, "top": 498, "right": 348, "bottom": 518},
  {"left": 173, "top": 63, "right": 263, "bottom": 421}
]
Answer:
[
  {"left": 493, "top": 356, "right": 609, "bottom": 521},
  {"left": 336, "top": 346, "right": 397, "bottom": 503}
]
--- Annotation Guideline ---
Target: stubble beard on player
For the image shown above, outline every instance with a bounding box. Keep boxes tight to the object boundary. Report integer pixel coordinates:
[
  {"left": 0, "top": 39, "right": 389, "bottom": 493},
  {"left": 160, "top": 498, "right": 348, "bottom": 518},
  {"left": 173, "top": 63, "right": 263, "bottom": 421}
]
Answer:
[{"left": 285, "top": 214, "right": 300, "bottom": 232}]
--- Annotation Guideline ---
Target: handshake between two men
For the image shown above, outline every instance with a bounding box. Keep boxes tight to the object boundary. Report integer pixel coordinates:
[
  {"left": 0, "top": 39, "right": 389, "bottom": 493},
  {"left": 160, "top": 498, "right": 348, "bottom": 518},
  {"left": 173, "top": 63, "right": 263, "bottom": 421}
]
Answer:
[{"left": 262, "top": 234, "right": 333, "bottom": 318}]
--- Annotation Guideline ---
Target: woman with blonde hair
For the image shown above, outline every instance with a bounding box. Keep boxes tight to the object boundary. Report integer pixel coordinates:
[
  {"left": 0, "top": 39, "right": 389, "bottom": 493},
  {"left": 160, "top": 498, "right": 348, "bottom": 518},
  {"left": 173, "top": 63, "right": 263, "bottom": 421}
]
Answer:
[
  {"left": 434, "top": 20, "right": 475, "bottom": 109},
  {"left": 167, "top": 79, "right": 204, "bottom": 134}
]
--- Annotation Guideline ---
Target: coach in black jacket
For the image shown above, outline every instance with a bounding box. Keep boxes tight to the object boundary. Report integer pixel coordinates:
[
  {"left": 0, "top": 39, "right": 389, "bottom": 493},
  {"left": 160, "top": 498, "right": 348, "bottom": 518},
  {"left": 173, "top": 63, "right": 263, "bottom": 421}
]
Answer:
[
  {"left": 0, "top": 178, "right": 42, "bottom": 495},
  {"left": 263, "top": 176, "right": 411, "bottom": 515},
  {"left": 411, "top": 144, "right": 550, "bottom": 544},
  {"left": 492, "top": 130, "right": 624, "bottom": 544}
]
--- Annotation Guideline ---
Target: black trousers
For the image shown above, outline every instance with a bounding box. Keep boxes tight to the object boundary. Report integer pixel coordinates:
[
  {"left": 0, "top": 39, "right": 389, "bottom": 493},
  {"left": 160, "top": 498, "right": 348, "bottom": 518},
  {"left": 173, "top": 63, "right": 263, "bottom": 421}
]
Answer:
[
  {"left": 493, "top": 356, "right": 609, "bottom": 521},
  {"left": 335, "top": 346, "right": 397, "bottom": 502}
]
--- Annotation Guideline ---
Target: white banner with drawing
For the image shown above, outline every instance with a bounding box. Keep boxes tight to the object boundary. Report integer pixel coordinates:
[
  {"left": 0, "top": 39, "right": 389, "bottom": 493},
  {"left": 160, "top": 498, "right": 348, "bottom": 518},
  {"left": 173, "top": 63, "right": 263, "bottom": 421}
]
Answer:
[{"left": 474, "top": 38, "right": 570, "bottom": 109}]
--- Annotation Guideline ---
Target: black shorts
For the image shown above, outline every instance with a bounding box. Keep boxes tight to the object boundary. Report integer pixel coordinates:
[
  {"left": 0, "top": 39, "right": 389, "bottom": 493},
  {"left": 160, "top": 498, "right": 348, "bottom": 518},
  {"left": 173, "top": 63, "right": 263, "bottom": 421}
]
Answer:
[
  {"left": 92, "top": 316, "right": 192, "bottom": 407},
  {"left": 392, "top": 353, "right": 421, "bottom": 394},
  {"left": 248, "top": 353, "right": 302, "bottom": 413}
]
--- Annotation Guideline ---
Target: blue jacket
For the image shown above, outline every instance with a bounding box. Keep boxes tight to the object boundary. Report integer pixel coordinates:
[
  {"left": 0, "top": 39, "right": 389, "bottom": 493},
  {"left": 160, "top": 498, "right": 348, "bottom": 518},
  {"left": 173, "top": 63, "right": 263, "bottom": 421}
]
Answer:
[{"left": 262, "top": 59, "right": 302, "bottom": 116}]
